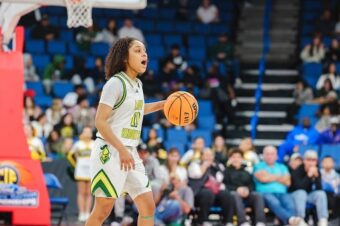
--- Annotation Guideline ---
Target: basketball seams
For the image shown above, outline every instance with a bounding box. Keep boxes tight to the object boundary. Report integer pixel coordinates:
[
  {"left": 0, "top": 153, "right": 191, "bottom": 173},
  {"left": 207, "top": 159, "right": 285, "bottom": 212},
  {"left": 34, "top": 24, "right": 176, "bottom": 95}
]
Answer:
[
  {"left": 181, "top": 94, "right": 194, "bottom": 123},
  {"left": 164, "top": 91, "right": 198, "bottom": 126},
  {"left": 166, "top": 93, "right": 184, "bottom": 124}
]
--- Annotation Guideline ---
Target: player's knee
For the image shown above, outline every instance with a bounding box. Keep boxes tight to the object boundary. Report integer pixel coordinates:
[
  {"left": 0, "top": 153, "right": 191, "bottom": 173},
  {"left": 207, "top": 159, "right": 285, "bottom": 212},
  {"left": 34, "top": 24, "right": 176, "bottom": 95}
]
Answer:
[
  {"left": 140, "top": 200, "right": 156, "bottom": 216},
  {"left": 95, "top": 199, "right": 114, "bottom": 220}
]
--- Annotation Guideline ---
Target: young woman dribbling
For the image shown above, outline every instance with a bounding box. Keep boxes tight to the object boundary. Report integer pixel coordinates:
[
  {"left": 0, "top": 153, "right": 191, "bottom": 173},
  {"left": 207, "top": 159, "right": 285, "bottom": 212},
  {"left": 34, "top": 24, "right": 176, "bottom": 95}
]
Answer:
[{"left": 85, "top": 37, "right": 165, "bottom": 226}]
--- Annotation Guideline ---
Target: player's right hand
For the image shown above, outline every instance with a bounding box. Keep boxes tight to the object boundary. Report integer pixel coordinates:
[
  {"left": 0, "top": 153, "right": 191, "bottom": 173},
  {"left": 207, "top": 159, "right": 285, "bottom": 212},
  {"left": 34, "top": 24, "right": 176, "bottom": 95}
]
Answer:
[{"left": 118, "top": 149, "right": 135, "bottom": 171}]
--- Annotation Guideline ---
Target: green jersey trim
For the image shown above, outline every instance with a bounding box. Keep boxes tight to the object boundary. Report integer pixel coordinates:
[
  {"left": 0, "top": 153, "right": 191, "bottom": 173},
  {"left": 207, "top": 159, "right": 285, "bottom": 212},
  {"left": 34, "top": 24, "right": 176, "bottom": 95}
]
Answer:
[{"left": 113, "top": 76, "right": 127, "bottom": 110}]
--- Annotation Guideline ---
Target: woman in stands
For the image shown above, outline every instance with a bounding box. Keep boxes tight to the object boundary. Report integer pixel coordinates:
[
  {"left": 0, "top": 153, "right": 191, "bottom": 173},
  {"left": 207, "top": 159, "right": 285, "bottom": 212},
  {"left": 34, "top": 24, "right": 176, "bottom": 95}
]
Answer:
[{"left": 86, "top": 37, "right": 165, "bottom": 226}]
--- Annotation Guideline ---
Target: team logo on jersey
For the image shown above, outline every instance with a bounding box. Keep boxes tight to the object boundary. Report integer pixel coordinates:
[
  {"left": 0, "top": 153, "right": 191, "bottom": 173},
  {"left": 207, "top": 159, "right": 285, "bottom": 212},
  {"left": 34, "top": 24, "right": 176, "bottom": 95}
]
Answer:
[{"left": 99, "top": 145, "right": 111, "bottom": 164}]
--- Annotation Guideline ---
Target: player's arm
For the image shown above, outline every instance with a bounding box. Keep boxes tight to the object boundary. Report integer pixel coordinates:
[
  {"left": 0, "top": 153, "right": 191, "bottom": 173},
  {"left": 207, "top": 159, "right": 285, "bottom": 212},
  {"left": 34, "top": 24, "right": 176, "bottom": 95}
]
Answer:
[{"left": 144, "top": 101, "right": 165, "bottom": 115}]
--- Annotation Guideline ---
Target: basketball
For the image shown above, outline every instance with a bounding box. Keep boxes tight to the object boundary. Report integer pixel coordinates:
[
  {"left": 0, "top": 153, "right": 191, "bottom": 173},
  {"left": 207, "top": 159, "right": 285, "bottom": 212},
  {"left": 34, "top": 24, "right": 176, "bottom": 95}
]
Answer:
[{"left": 163, "top": 91, "right": 199, "bottom": 126}]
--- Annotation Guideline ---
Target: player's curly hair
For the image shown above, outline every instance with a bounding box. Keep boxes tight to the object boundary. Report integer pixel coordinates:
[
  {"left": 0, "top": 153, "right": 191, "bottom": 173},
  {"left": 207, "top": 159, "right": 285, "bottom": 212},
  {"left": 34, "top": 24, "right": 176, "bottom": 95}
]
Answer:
[{"left": 105, "top": 37, "right": 137, "bottom": 80}]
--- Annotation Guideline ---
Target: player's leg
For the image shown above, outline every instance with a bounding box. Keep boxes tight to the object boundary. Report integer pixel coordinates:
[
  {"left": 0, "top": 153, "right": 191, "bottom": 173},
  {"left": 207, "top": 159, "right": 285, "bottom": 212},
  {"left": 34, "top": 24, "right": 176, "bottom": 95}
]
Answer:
[
  {"left": 134, "top": 191, "right": 156, "bottom": 226},
  {"left": 85, "top": 197, "right": 115, "bottom": 226}
]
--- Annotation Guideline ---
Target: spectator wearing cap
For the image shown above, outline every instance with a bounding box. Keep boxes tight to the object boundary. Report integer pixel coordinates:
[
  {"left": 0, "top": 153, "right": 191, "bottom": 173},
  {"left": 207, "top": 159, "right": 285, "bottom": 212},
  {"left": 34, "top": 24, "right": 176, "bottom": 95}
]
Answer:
[
  {"left": 319, "top": 117, "right": 340, "bottom": 144},
  {"left": 289, "top": 150, "right": 328, "bottom": 226},
  {"left": 288, "top": 153, "right": 303, "bottom": 170},
  {"left": 137, "top": 144, "right": 163, "bottom": 198},
  {"left": 254, "top": 146, "right": 300, "bottom": 226}
]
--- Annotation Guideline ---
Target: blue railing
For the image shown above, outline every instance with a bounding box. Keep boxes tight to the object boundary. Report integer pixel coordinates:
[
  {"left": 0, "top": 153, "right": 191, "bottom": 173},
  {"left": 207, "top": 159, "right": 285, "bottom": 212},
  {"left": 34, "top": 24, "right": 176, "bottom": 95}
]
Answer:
[{"left": 250, "top": 0, "right": 272, "bottom": 140}]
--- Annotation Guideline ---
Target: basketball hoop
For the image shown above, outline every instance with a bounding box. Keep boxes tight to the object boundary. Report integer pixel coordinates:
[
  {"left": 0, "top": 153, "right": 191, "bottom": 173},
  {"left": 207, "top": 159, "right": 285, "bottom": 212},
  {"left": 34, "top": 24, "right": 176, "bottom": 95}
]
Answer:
[{"left": 64, "top": 0, "right": 93, "bottom": 28}]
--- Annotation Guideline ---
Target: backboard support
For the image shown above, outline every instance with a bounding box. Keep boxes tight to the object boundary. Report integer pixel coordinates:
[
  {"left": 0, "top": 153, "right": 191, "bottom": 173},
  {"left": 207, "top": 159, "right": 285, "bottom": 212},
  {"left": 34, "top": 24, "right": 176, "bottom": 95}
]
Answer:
[{"left": 0, "top": 0, "right": 146, "bottom": 46}]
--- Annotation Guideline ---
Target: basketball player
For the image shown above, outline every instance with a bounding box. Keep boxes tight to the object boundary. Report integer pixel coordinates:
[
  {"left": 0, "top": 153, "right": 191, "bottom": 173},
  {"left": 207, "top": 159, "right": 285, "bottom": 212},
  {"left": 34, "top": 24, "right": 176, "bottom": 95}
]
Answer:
[{"left": 85, "top": 37, "right": 165, "bottom": 226}]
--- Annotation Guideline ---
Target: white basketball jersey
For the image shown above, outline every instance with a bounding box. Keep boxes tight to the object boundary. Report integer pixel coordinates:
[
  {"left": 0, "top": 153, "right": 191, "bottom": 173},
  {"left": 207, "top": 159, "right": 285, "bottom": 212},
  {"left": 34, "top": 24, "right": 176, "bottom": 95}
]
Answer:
[{"left": 97, "top": 72, "right": 144, "bottom": 147}]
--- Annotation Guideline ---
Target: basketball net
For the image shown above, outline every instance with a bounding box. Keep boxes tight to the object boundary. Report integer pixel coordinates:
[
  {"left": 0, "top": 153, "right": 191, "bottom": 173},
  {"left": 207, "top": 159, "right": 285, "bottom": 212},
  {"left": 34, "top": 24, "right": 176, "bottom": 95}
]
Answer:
[{"left": 64, "top": 0, "right": 93, "bottom": 28}]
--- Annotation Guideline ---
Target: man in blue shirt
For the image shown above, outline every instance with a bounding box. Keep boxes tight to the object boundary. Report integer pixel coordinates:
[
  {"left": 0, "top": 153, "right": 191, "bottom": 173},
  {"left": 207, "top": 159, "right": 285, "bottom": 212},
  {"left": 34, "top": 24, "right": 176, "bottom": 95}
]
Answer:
[
  {"left": 278, "top": 118, "right": 320, "bottom": 163},
  {"left": 254, "top": 146, "right": 301, "bottom": 226}
]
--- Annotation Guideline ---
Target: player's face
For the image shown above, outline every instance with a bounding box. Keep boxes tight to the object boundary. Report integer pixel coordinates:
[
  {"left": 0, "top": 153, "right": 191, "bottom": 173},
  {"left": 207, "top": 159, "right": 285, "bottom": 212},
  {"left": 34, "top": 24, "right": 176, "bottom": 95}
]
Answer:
[{"left": 127, "top": 40, "right": 148, "bottom": 75}]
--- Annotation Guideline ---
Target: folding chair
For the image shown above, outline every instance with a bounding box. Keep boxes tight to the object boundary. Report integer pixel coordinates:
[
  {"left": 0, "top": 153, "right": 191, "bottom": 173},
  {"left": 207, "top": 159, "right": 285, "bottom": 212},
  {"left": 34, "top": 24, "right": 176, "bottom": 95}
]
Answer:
[{"left": 44, "top": 173, "right": 69, "bottom": 226}]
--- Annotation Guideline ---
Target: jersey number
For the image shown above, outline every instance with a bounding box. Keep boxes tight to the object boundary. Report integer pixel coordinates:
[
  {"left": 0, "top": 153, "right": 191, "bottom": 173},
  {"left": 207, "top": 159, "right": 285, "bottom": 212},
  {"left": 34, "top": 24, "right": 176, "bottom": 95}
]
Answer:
[{"left": 130, "top": 112, "right": 141, "bottom": 128}]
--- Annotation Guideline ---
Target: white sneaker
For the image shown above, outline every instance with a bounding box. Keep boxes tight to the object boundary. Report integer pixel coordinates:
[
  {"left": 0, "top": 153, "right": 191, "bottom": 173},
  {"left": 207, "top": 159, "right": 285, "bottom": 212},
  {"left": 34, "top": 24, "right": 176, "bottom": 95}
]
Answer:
[
  {"left": 318, "top": 218, "right": 328, "bottom": 226},
  {"left": 78, "top": 213, "right": 86, "bottom": 222},
  {"left": 121, "top": 216, "right": 133, "bottom": 226},
  {"left": 256, "top": 223, "right": 266, "bottom": 226},
  {"left": 289, "top": 217, "right": 301, "bottom": 226},
  {"left": 110, "top": 222, "right": 121, "bottom": 226},
  {"left": 225, "top": 223, "right": 234, "bottom": 226}
]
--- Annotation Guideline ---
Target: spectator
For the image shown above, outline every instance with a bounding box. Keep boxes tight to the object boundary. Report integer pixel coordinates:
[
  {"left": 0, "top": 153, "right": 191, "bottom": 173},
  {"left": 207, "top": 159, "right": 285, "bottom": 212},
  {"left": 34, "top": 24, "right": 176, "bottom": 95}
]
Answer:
[
  {"left": 145, "top": 128, "right": 165, "bottom": 160},
  {"left": 288, "top": 153, "right": 303, "bottom": 170},
  {"left": 45, "top": 98, "right": 67, "bottom": 126},
  {"left": 96, "top": 18, "right": 118, "bottom": 46},
  {"left": 24, "top": 123, "right": 46, "bottom": 161},
  {"left": 43, "top": 55, "right": 66, "bottom": 94},
  {"left": 278, "top": 117, "right": 320, "bottom": 163},
  {"left": 69, "top": 96, "right": 96, "bottom": 132},
  {"left": 188, "top": 149, "right": 233, "bottom": 226},
  {"left": 159, "top": 59, "right": 178, "bottom": 87},
  {"left": 325, "top": 38, "right": 340, "bottom": 63},
  {"left": 238, "top": 137, "right": 259, "bottom": 173},
  {"left": 300, "top": 35, "right": 325, "bottom": 63},
  {"left": 211, "top": 135, "right": 228, "bottom": 164},
  {"left": 162, "top": 44, "right": 188, "bottom": 72},
  {"left": 196, "top": 0, "right": 219, "bottom": 24},
  {"left": 180, "top": 137, "right": 206, "bottom": 167},
  {"left": 63, "top": 84, "right": 87, "bottom": 109},
  {"left": 224, "top": 148, "right": 266, "bottom": 226},
  {"left": 286, "top": 79, "right": 314, "bottom": 124},
  {"left": 316, "top": 63, "right": 340, "bottom": 90},
  {"left": 315, "top": 105, "right": 334, "bottom": 132},
  {"left": 315, "top": 10, "right": 335, "bottom": 36},
  {"left": 254, "top": 146, "right": 300, "bottom": 226},
  {"left": 182, "top": 65, "right": 202, "bottom": 89},
  {"left": 54, "top": 113, "right": 78, "bottom": 139},
  {"left": 45, "top": 129, "right": 64, "bottom": 157},
  {"left": 155, "top": 173, "right": 194, "bottom": 226},
  {"left": 31, "top": 14, "right": 58, "bottom": 41},
  {"left": 160, "top": 148, "right": 188, "bottom": 184},
  {"left": 208, "top": 33, "right": 234, "bottom": 63},
  {"left": 23, "top": 53, "right": 39, "bottom": 81},
  {"left": 118, "top": 19, "right": 145, "bottom": 43},
  {"left": 321, "top": 156, "right": 340, "bottom": 219},
  {"left": 24, "top": 96, "right": 42, "bottom": 122},
  {"left": 207, "top": 33, "right": 240, "bottom": 83},
  {"left": 319, "top": 117, "right": 340, "bottom": 144},
  {"left": 335, "top": 17, "right": 340, "bottom": 38},
  {"left": 312, "top": 78, "right": 338, "bottom": 104},
  {"left": 68, "top": 126, "right": 94, "bottom": 222},
  {"left": 290, "top": 150, "right": 328, "bottom": 226},
  {"left": 175, "top": 0, "right": 189, "bottom": 20},
  {"left": 138, "top": 144, "right": 163, "bottom": 198},
  {"left": 76, "top": 25, "right": 101, "bottom": 51},
  {"left": 87, "top": 57, "right": 105, "bottom": 84},
  {"left": 31, "top": 112, "right": 53, "bottom": 138}
]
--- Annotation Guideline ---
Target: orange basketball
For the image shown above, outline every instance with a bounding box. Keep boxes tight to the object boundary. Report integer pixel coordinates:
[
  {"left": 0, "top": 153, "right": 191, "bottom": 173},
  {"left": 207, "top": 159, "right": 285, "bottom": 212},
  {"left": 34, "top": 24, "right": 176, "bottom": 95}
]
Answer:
[{"left": 164, "top": 91, "right": 199, "bottom": 126}]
